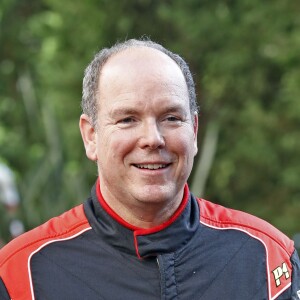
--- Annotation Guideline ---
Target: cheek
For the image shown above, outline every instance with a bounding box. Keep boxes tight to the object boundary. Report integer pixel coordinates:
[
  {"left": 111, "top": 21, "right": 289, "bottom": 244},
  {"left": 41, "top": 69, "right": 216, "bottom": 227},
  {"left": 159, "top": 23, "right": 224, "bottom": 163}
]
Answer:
[
  {"left": 169, "top": 129, "right": 196, "bottom": 156},
  {"left": 98, "top": 131, "right": 135, "bottom": 162},
  {"left": 170, "top": 134, "right": 196, "bottom": 178}
]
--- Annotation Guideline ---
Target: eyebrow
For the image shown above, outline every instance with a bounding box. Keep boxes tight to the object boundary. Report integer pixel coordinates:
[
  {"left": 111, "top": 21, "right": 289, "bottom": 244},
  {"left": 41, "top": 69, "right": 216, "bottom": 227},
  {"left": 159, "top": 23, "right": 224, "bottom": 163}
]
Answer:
[
  {"left": 163, "top": 104, "right": 187, "bottom": 114},
  {"left": 109, "top": 107, "right": 140, "bottom": 118},
  {"left": 110, "top": 104, "right": 187, "bottom": 117}
]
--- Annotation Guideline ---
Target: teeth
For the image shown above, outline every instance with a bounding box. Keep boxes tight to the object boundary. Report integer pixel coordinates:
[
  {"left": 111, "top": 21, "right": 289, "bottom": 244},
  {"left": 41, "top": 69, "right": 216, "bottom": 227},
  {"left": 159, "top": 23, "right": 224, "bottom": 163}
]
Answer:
[{"left": 136, "top": 164, "right": 167, "bottom": 170}]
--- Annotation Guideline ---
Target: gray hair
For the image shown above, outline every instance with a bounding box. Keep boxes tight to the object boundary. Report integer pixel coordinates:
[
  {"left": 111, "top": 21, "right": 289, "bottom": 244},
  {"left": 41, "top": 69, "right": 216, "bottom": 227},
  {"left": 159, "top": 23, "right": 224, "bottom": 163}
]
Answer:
[{"left": 82, "top": 38, "right": 198, "bottom": 126}]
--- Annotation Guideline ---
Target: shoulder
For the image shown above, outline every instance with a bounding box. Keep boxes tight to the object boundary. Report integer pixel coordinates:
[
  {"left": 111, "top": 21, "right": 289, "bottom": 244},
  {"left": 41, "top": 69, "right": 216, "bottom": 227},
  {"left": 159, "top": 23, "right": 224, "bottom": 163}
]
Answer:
[
  {"left": 198, "top": 198, "right": 294, "bottom": 253},
  {"left": 0, "top": 204, "right": 91, "bottom": 298},
  {"left": 0, "top": 204, "right": 90, "bottom": 265},
  {"left": 197, "top": 198, "right": 295, "bottom": 299}
]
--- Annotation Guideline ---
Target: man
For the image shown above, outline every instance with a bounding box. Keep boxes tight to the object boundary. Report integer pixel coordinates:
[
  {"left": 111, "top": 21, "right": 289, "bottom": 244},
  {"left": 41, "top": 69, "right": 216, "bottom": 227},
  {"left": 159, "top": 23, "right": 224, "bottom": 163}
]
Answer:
[{"left": 0, "top": 39, "right": 299, "bottom": 300}]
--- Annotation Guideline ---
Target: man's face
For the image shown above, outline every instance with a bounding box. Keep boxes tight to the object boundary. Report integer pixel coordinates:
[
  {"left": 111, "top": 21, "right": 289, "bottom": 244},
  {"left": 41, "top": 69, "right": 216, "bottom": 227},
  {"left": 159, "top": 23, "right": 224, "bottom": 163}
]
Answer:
[{"left": 81, "top": 47, "right": 198, "bottom": 213}]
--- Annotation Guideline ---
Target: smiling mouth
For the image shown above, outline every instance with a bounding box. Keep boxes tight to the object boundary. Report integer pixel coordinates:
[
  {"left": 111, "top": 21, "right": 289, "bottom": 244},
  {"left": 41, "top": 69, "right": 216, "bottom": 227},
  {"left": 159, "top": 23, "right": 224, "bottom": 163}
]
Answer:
[{"left": 134, "top": 164, "right": 169, "bottom": 170}]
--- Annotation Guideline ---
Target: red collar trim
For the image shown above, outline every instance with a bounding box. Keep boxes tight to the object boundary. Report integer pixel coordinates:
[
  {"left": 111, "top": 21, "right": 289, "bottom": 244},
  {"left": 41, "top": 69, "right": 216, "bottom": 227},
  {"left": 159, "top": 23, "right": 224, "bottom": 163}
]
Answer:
[{"left": 95, "top": 178, "right": 189, "bottom": 235}]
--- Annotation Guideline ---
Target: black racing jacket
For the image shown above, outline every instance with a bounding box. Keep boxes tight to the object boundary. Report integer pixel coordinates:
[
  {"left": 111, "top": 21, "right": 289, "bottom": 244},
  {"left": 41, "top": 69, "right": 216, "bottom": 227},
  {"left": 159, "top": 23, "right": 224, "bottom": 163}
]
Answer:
[{"left": 0, "top": 181, "right": 300, "bottom": 299}]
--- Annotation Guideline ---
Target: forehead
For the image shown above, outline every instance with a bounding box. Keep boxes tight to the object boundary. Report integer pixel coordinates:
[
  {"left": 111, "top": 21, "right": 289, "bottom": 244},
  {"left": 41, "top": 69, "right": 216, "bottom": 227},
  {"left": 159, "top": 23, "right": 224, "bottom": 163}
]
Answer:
[
  {"left": 102, "top": 46, "right": 183, "bottom": 75},
  {"left": 97, "top": 47, "right": 188, "bottom": 105}
]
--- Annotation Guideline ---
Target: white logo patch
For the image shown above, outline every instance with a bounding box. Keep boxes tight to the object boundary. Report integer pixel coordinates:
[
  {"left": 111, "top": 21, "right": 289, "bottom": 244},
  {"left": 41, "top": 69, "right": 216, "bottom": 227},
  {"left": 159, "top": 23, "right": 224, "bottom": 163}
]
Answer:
[
  {"left": 297, "top": 290, "right": 300, "bottom": 299},
  {"left": 272, "top": 262, "right": 290, "bottom": 287}
]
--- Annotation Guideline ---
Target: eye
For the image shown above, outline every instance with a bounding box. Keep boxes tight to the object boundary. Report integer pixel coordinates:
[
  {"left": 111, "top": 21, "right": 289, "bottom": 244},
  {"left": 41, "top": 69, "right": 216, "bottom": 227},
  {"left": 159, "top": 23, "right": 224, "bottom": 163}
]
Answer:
[
  {"left": 164, "top": 115, "right": 183, "bottom": 123},
  {"left": 118, "top": 117, "right": 135, "bottom": 124},
  {"left": 166, "top": 116, "right": 180, "bottom": 122},
  {"left": 162, "top": 114, "right": 185, "bottom": 127}
]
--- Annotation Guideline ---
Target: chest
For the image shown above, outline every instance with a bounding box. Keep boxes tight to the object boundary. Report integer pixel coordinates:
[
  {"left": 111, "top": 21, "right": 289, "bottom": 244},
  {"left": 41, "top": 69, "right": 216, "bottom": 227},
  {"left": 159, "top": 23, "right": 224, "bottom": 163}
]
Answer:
[{"left": 30, "top": 228, "right": 269, "bottom": 300}]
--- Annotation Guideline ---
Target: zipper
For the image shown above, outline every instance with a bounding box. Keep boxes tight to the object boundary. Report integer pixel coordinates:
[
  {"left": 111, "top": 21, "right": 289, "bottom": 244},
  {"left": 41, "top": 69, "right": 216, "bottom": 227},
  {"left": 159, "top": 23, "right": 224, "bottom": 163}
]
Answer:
[
  {"left": 157, "top": 255, "right": 165, "bottom": 300},
  {"left": 157, "top": 254, "right": 178, "bottom": 300}
]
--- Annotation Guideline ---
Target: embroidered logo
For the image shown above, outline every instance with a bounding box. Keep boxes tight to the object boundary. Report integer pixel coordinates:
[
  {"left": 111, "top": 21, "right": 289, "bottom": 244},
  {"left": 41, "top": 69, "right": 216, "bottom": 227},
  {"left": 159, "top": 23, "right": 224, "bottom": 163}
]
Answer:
[
  {"left": 272, "top": 262, "right": 290, "bottom": 287},
  {"left": 297, "top": 290, "right": 300, "bottom": 299}
]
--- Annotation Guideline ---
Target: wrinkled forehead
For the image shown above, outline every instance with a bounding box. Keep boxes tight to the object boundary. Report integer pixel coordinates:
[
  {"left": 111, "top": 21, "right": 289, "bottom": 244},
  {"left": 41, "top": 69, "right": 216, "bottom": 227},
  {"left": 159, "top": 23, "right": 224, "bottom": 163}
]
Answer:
[
  {"left": 99, "top": 47, "right": 187, "bottom": 93},
  {"left": 93, "top": 46, "right": 191, "bottom": 122}
]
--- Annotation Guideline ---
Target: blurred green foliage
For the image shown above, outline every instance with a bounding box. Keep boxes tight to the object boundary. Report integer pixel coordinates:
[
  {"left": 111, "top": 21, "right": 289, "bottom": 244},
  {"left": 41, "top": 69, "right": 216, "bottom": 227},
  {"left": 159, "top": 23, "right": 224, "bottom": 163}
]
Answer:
[{"left": 0, "top": 0, "right": 299, "bottom": 242}]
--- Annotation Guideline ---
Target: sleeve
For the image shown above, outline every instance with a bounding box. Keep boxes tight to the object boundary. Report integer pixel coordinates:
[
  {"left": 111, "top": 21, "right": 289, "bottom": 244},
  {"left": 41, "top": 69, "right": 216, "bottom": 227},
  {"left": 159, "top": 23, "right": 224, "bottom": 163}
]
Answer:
[
  {"left": 290, "top": 249, "right": 300, "bottom": 299},
  {"left": 0, "top": 277, "right": 10, "bottom": 300}
]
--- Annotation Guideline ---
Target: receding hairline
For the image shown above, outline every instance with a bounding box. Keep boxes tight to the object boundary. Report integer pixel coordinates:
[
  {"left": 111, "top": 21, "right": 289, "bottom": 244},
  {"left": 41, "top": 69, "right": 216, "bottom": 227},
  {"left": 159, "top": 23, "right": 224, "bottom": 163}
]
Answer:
[
  {"left": 92, "top": 45, "right": 191, "bottom": 121},
  {"left": 82, "top": 38, "right": 198, "bottom": 127},
  {"left": 98, "top": 46, "right": 188, "bottom": 88},
  {"left": 104, "top": 44, "right": 180, "bottom": 63}
]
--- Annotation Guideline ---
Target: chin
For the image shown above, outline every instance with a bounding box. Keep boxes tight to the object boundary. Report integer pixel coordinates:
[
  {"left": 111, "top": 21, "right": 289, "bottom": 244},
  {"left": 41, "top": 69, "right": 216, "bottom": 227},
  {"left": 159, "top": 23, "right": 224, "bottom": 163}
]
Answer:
[{"left": 134, "top": 185, "right": 179, "bottom": 204}]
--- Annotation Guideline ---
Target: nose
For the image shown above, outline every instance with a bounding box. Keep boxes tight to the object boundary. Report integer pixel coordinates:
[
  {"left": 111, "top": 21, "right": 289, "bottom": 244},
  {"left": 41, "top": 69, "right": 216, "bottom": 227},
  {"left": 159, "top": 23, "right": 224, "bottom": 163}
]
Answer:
[{"left": 138, "top": 120, "right": 165, "bottom": 150}]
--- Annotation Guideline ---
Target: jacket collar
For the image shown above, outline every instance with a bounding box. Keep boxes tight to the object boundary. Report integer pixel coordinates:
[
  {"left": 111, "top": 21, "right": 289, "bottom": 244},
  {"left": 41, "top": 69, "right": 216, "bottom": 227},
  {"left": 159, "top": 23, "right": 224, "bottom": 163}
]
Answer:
[{"left": 85, "top": 179, "right": 200, "bottom": 258}]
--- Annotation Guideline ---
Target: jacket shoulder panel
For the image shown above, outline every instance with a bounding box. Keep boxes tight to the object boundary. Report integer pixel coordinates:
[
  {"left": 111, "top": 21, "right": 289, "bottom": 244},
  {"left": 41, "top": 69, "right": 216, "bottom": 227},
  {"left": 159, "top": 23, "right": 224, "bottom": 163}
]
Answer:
[
  {"left": 198, "top": 198, "right": 294, "bottom": 300},
  {"left": 0, "top": 204, "right": 91, "bottom": 300}
]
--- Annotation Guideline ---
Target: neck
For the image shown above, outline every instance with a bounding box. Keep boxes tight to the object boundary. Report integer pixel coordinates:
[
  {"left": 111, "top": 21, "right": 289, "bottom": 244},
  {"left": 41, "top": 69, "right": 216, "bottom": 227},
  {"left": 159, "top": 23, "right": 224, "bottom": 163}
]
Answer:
[{"left": 96, "top": 180, "right": 187, "bottom": 229}]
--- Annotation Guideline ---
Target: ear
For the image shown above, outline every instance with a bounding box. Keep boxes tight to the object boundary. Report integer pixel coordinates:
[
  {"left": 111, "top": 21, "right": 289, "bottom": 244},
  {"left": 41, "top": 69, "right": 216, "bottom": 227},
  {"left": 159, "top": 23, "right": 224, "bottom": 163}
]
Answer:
[
  {"left": 79, "top": 114, "right": 97, "bottom": 161},
  {"left": 193, "top": 113, "right": 198, "bottom": 156}
]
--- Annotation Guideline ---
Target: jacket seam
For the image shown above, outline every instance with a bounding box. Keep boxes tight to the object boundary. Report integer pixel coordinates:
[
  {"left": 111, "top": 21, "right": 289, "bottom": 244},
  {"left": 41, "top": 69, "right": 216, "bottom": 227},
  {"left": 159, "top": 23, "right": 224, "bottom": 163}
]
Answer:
[
  {"left": 174, "top": 252, "right": 180, "bottom": 300},
  {"left": 32, "top": 251, "right": 106, "bottom": 300},
  {"left": 0, "top": 220, "right": 89, "bottom": 267},
  {"left": 200, "top": 215, "right": 293, "bottom": 257}
]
